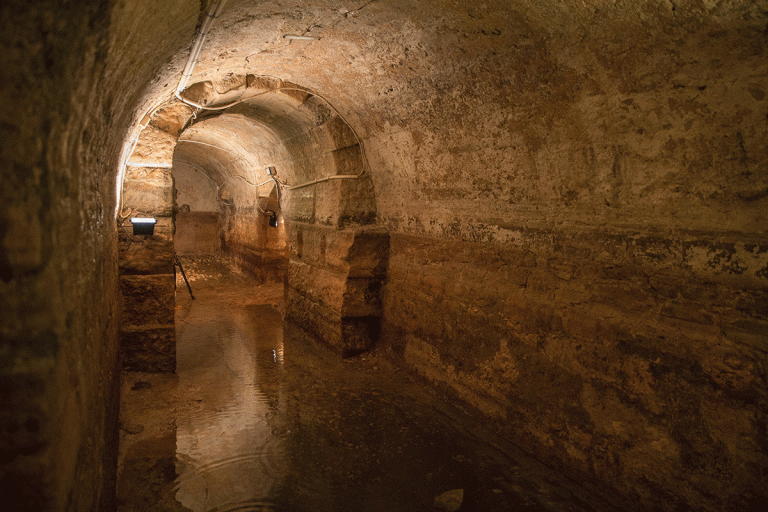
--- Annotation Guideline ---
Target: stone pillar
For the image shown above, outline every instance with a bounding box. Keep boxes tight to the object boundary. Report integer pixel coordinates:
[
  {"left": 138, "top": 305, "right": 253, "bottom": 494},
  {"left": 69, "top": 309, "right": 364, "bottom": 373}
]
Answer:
[
  {"left": 118, "top": 211, "right": 175, "bottom": 373},
  {"left": 118, "top": 121, "right": 179, "bottom": 372},
  {"left": 285, "top": 222, "right": 389, "bottom": 356}
]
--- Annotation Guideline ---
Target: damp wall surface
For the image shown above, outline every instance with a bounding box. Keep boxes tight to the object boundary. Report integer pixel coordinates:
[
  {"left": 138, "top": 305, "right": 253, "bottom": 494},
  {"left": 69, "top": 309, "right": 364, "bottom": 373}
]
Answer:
[
  {"left": 367, "top": 5, "right": 768, "bottom": 511},
  {"left": 0, "top": 3, "right": 120, "bottom": 509},
  {"left": 0, "top": 0, "right": 197, "bottom": 509},
  {"left": 221, "top": 204, "right": 288, "bottom": 281}
]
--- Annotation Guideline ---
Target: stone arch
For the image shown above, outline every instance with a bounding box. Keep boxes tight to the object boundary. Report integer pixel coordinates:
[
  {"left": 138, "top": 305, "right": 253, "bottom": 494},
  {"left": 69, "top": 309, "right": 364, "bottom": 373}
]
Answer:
[{"left": 118, "top": 76, "right": 388, "bottom": 371}]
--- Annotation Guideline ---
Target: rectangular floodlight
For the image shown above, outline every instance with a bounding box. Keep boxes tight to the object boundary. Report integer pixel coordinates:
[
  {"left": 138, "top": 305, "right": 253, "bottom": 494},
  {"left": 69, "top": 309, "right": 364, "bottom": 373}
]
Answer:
[{"left": 130, "top": 217, "right": 156, "bottom": 235}]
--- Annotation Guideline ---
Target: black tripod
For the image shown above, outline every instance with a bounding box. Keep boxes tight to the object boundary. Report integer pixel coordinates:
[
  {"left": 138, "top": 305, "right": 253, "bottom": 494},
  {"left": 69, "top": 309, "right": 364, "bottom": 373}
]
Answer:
[{"left": 174, "top": 253, "right": 195, "bottom": 300}]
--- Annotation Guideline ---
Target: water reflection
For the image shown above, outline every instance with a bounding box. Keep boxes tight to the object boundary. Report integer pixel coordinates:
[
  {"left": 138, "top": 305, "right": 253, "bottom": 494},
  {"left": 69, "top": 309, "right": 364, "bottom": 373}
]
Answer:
[
  {"left": 175, "top": 305, "right": 287, "bottom": 511},
  {"left": 162, "top": 257, "right": 616, "bottom": 512}
]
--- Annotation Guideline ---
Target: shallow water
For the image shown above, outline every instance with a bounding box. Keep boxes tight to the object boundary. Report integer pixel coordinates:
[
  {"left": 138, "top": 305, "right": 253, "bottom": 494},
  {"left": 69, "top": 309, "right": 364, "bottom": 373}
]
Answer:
[{"left": 117, "top": 256, "right": 617, "bottom": 512}]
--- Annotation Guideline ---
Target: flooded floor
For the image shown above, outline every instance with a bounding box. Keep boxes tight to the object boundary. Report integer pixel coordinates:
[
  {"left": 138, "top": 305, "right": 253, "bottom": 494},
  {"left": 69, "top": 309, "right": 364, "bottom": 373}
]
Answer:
[{"left": 117, "top": 256, "right": 619, "bottom": 512}]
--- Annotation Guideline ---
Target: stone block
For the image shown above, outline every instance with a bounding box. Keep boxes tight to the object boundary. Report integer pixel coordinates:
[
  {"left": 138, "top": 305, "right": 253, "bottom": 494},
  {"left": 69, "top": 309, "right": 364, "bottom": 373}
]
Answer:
[
  {"left": 288, "top": 223, "right": 388, "bottom": 277},
  {"left": 225, "top": 243, "right": 286, "bottom": 283},
  {"left": 149, "top": 102, "right": 195, "bottom": 137},
  {"left": 246, "top": 74, "right": 282, "bottom": 92},
  {"left": 276, "top": 86, "right": 311, "bottom": 104},
  {"left": 287, "top": 260, "right": 347, "bottom": 312},
  {"left": 120, "top": 274, "right": 175, "bottom": 327},
  {"left": 178, "top": 80, "right": 217, "bottom": 107},
  {"left": 313, "top": 180, "right": 343, "bottom": 225},
  {"left": 345, "top": 230, "right": 389, "bottom": 277},
  {"left": 118, "top": 222, "right": 174, "bottom": 275},
  {"left": 331, "top": 144, "right": 363, "bottom": 176},
  {"left": 284, "top": 189, "right": 314, "bottom": 222},
  {"left": 126, "top": 124, "right": 177, "bottom": 167},
  {"left": 122, "top": 177, "right": 174, "bottom": 216},
  {"left": 323, "top": 115, "right": 358, "bottom": 149},
  {"left": 285, "top": 287, "right": 377, "bottom": 356},
  {"left": 125, "top": 166, "right": 172, "bottom": 183},
  {"left": 285, "top": 286, "right": 342, "bottom": 348},
  {"left": 339, "top": 176, "right": 377, "bottom": 226},
  {"left": 287, "top": 223, "right": 343, "bottom": 269},
  {"left": 120, "top": 325, "right": 175, "bottom": 373},
  {"left": 298, "top": 95, "right": 332, "bottom": 125}
]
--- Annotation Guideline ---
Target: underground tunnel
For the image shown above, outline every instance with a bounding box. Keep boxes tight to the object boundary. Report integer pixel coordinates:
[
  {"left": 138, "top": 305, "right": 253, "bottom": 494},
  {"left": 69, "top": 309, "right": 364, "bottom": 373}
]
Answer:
[{"left": 1, "top": 0, "right": 767, "bottom": 510}]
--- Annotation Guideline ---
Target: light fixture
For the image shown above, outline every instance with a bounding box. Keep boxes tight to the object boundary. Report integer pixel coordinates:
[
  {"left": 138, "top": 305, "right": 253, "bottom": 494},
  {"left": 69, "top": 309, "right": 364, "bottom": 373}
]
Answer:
[
  {"left": 130, "top": 217, "right": 156, "bottom": 235},
  {"left": 268, "top": 212, "right": 278, "bottom": 228},
  {"left": 283, "top": 34, "right": 320, "bottom": 41}
]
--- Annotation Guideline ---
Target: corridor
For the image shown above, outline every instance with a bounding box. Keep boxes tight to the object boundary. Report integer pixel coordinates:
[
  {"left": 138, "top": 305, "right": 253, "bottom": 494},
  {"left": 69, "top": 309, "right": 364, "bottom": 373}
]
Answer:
[
  {"left": 116, "top": 257, "right": 617, "bottom": 512},
  {"left": 3, "top": 1, "right": 766, "bottom": 510}
]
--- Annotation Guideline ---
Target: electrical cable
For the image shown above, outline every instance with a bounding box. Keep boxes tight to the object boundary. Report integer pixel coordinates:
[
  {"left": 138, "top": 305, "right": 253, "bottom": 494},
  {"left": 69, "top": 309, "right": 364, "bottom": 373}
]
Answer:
[
  {"left": 174, "top": 161, "right": 221, "bottom": 191},
  {"left": 270, "top": 174, "right": 281, "bottom": 209},
  {"left": 175, "top": 0, "right": 228, "bottom": 98},
  {"left": 175, "top": 80, "right": 370, "bottom": 189},
  {"left": 152, "top": 0, "right": 368, "bottom": 197}
]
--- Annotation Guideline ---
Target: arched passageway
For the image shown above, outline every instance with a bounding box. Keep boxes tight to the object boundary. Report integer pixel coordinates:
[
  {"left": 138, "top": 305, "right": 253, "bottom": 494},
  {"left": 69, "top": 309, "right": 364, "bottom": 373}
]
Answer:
[
  {"left": 118, "top": 77, "right": 385, "bottom": 371},
  {"left": 2, "top": 1, "right": 767, "bottom": 510}
]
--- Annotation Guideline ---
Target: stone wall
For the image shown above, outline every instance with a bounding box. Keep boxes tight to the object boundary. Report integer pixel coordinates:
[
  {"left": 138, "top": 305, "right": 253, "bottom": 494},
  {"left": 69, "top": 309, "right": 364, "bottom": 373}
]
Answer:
[
  {"left": 0, "top": 0, "right": 198, "bottom": 509},
  {"left": 287, "top": 222, "right": 389, "bottom": 356},
  {"left": 175, "top": 212, "right": 220, "bottom": 255},
  {"left": 4, "top": 1, "right": 766, "bottom": 510},
  {"left": 220, "top": 204, "right": 287, "bottom": 283},
  {"left": 118, "top": 214, "right": 176, "bottom": 373},
  {"left": 382, "top": 229, "right": 767, "bottom": 510},
  {"left": 366, "top": 4, "right": 768, "bottom": 509},
  {"left": 119, "top": 165, "right": 178, "bottom": 372},
  {"left": 173, "top": 164, "right": 221, "bottom": 255},
  {"left": 118, "top": 98, "right": 197, "bottom": 373}
]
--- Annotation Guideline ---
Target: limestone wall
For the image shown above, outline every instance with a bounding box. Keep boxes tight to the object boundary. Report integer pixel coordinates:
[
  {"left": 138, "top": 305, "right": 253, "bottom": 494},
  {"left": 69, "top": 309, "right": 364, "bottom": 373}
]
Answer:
[
  {"left": 368, "top": 4, "right": 768, "bottom": 510},
  {"left": 0, "top": 0, "right": 197, "bottom": 509},
  {"left": 220, "top": 204, "right": 287, "bottom": 282},
  {"left": 382, "top": 229, "right": 766, "bottom": 510},
  {"left": 119, "top": 139, "right": 181, "bottom": 372},
  {"left": 286, "top": 223, "right": 389, "bottom": 356}
]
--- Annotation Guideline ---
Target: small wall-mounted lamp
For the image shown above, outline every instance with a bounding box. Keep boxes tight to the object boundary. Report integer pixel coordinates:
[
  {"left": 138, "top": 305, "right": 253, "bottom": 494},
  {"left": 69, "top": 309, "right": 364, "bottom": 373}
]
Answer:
[
  {"left": 130, "top": 217, "right": 156, "bottom": 235},
  {"left": 268, "top": 212, "right": 279, "bottom": 228}
]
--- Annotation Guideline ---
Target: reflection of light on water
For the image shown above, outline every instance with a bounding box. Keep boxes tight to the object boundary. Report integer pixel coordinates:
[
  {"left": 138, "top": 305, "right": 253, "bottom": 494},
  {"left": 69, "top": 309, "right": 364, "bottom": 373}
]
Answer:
[{"left": 174, "top": 305, "right": 286, "bottom": 512}]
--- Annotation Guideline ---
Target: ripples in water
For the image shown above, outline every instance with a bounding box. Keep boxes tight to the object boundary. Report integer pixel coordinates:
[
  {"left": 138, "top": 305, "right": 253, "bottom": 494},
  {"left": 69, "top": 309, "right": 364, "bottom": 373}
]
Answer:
[{"left": 145, "top": 259, "right": 617, "bottom": 512}]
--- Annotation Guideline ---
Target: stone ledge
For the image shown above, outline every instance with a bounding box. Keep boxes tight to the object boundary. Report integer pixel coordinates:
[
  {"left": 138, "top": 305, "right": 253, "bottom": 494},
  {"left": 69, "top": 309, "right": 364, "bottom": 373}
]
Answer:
[{"left": 287, "top": 222, "right": 389, "bottom": 277}]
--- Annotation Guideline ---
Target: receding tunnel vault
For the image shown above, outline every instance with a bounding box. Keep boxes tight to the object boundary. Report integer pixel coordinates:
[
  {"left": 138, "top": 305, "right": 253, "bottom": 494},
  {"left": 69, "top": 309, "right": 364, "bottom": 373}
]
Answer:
[
  {"left": 172, "top": 114, "right": 292, "bottom": 265},
  {"left": 3, "top": 1, "right": 767, "bottom": 510},
  {"left": 119, "top": 76, "right": 386, "bottom": 372}
]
